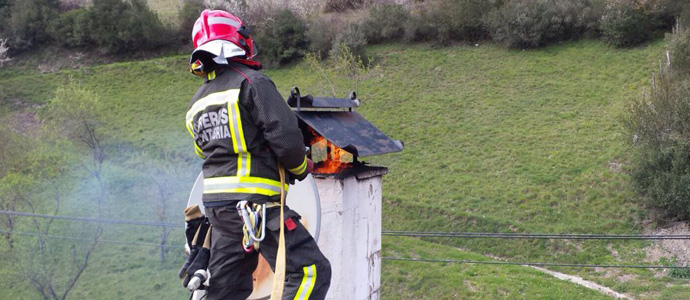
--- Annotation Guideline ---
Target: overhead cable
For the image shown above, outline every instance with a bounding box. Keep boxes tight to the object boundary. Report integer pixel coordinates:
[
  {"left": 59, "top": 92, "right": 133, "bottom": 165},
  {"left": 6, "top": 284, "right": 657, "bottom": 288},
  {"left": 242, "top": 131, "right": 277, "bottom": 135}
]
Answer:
[
  {"left": 0, "top": 229, "right": 179, "bottom": 249},
  {"left": 0, "top": 210, "right": 183, "bottom": 228},
  {"left": 382, "top": 231, "right": 690, "bottom": 240},
  {"left": 4, "top": 210, "right": 690, "bottom": 241},
  {"left": 382, "top": 257, "right": 690, "bottom": 269}
]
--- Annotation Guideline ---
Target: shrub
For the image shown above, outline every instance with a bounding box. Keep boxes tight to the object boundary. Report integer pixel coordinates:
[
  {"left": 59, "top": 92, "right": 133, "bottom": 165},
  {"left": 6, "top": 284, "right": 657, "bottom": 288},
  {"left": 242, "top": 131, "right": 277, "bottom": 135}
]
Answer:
[
  {"left": 48, "top": 8, "right": 90, "bottom": 48},
  {"left": 306, "top": 13, "right": 347, "bottom": 58},
  {"left": 87, "top": 0, "right": 170, "bottom": 53},
  {"left": 409, "top": 0, "right": 492, "bottom": 45},
  {"left": 486, "top": 0, "right": 600, "bottom": 49},
  {"left": 178, "top": 0, "right": 206, "bottom": 42},
  {"left": 625, "top": 36, "right": 690, "bottom": 220},
  {"left": 324, "top": 0, "right": 364, "bottom": 13},
  {"left": 362, "top": 4, "right": 410, "bottom": 43},
  {"left": 600, "top": 1, "right": 657, "bottom": 48},
  {"left": 667, "top": 25, "right": 690, "bottom": 77},
  {"left": 330, "top": 22, "right": 367, "bottom": 60},
  {"left": 3, "top": 0, "right": 59, "bottom": 51},
  {"left": 254, "top": 10, "right": 309, "bottom": 67},
  {"left": 630, "top": 143, "right": 690, "bottom": 221}
]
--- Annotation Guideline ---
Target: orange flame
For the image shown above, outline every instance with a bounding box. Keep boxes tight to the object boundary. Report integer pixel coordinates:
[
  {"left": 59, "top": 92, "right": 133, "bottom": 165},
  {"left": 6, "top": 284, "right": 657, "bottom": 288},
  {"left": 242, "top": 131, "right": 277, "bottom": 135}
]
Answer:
[{"left": 308, "top": 128, "right": 353, "bottom": 174}]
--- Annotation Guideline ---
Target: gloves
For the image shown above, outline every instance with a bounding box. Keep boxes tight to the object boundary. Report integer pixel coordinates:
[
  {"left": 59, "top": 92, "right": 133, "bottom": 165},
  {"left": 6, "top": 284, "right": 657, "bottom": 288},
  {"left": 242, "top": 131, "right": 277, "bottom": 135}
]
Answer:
[
  {"left": 183, "top": 205, "right": 205, "bottom": 250},
  {"left": 179, "top": 217, "right": 210, "bottom": 279},
  {"left": 182, "top": 226, "right": 212, "bottom": 289}
]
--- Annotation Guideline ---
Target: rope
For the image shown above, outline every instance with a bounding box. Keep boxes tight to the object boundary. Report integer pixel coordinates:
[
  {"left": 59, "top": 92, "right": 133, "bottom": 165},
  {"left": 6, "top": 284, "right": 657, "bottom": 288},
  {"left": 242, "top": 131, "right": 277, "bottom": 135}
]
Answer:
[
  {"left": 382, "top": 257, "right": 690, "bottom": 269},
  {"left": 270, "top": 164, "right": 287, "bottom": 300}
]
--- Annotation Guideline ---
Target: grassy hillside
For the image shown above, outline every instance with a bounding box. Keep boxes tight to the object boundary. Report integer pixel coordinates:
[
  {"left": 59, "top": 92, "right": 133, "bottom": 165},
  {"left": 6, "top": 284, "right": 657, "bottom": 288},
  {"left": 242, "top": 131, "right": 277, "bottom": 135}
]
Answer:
[{"left": 1, "top": 39, "right": 688, "bottom": 299}]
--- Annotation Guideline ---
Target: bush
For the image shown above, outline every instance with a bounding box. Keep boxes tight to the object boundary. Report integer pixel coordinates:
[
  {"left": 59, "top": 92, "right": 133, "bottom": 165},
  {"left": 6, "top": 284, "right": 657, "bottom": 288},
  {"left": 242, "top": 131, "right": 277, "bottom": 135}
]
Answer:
[
  {"left": 87, "top": 0, "right": 170, "bottom": 53},
  {"left": 178, "top": 0, "right": 206, "bottom": 42},
  {"left": 625, "top": 34, "right": 690, "bottom": 220},
  {"left": 324, "top": 0, "right": 364, "bottom": 13},
  {"left": 667, "top": 25, "right": 690, "bottom": 77},
  {"left": 362, "top": 4, "right": 410, "bottom": 43},
  {"left": 407, "top": 0, "right": 492, "bottom": 45},
  {"left": 306, "top": 13, "right": 347, "bottom": 58},
  {"left": 631, "top": 143, "right": 690, "bottom": 221},
  {"left": 486, "top": 0, "right": 600, "bottom": 49},
  {"left": 254, "top": 10, "right": 309, "bottom": 67},
  {"left": 600, "top": 1, "right": 657, "bottom": 48},
  {"left": 3, "top": 0, "right": 59, "bottom": 51},
  {"left": 331, "top": 22, "right": 367, "bottom": 60},
  {"left": 48, "top": 8, "right": 90, "bottom": 48}
]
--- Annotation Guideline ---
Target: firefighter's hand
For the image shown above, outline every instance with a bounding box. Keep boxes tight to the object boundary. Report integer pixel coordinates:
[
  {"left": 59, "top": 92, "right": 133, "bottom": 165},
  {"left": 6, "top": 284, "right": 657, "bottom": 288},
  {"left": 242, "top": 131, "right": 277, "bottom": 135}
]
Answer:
[{"left": 306, "top": 158, "right": 314, "bottom": 174}]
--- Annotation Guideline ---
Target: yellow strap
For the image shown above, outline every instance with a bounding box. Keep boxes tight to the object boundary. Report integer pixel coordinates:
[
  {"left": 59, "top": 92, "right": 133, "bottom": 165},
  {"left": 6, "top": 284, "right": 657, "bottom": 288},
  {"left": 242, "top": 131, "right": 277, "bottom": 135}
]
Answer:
[{"left": 270, "top": 164, "right": 287, "bottom": 300}]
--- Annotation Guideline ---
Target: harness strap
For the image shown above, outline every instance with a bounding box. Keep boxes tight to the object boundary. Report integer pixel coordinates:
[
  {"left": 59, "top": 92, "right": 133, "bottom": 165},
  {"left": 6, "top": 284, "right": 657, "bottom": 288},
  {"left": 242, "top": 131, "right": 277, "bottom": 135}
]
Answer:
[{"left": 270, "top": 164, "right": 287, "bottom": 300}]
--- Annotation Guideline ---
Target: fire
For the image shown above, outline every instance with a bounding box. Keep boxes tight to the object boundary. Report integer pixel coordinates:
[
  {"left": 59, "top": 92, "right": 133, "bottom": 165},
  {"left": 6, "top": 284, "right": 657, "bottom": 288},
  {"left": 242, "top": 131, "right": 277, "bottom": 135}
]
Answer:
[{"left": 308, "top": 128, "right": 353, "bottom": 174}]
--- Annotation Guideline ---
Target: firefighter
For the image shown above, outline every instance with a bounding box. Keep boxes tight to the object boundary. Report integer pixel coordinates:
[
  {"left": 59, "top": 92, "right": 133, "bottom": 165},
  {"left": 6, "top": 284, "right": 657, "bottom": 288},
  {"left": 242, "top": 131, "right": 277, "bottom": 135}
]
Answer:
[{"left": 184, "top": 9, "right": 331, "bottom": 300}]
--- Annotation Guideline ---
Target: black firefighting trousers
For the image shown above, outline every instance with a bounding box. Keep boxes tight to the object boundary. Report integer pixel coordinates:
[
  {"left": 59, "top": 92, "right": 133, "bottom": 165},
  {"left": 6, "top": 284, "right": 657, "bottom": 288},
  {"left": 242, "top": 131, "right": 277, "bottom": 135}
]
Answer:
[{"left": 205, "top": 203, "right": 331, "bottom": 300}]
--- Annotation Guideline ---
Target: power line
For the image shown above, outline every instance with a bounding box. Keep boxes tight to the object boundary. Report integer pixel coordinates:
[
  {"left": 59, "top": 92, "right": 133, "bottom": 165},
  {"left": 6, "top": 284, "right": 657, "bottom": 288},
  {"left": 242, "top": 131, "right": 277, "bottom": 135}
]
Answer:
[
  {"left": 0, "top": 210, "right": 183, "bottom": 228},
  {"left": 4, "top": 210, "right": 690, "bottom": 241},
  {"left": 3, "top": 227, "right": 685, "bottom": 269},
  {"left": 382, "top": 231, "right": 690, "bottom": 240},
  {"left": 0, "top": 229, "right": 180, "bottom": 249},
  {"left": 382, "top": 257, "right": 690, "bottom": 269}
]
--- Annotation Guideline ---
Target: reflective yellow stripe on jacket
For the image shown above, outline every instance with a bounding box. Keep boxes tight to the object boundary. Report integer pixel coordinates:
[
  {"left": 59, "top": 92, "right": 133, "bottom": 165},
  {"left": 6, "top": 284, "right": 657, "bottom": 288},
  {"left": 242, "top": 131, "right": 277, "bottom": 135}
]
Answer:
[
  {"left": 186, "top": 88, "right": 252, "bottom": 173},
  {"left": 204, "top": 176, "right": 289, "bottom": 197},
  {"left": 288, "top": 156, "right": 308, "bottom": 175}
]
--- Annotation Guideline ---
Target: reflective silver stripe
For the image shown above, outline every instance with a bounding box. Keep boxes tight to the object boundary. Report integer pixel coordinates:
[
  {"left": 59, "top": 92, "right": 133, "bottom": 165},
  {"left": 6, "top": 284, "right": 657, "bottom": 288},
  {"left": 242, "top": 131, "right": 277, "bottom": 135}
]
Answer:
[
  {"left": 204, "top": 182, "right": 281, "bottom": 193},
  {"left": 186, "top": 90, "right": 240, "bottom": 124},
  {"left": 228, "top": 100, "right": 244, "bottom": 152},
  {"left": 208, "top": 17, "right": 240, "bottom": 28},
  {"left": 239, "top": 153, "right": 250, "bottom": 176},
  {"left": 294, "top": 264, "right": 317, "bottom": 300},
  {"left": 192, "top": 22, "right": 202, "bottom": 40}
]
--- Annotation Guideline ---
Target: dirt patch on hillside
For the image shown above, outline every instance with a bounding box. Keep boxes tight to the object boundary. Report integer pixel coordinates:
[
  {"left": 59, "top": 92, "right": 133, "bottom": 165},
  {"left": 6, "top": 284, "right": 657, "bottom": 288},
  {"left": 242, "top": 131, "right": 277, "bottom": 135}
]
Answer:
[{"left": 644, "top": 222, "right": 690, "bottom": 268}]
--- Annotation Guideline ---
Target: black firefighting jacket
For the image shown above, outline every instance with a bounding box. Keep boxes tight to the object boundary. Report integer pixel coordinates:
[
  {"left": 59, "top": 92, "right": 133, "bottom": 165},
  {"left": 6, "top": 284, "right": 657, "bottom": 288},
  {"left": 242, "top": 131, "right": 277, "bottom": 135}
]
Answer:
[{"left": 186, "top": 63, "right": 308, "bottom": 206}]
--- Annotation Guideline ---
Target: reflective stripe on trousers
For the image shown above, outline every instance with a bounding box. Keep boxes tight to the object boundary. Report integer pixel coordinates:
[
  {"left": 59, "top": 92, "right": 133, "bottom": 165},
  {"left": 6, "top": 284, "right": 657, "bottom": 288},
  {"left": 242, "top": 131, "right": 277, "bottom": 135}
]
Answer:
[{"left": 294, "top": 264, "right": 317, "bottom": 300}]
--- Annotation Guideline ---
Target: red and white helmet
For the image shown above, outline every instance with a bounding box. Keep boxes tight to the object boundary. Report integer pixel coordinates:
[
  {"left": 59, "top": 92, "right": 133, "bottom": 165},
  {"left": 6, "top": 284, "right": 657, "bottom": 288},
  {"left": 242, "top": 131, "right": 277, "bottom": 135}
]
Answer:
[{"left": 189, "top": 9, "right": 257, "bottom": 68}]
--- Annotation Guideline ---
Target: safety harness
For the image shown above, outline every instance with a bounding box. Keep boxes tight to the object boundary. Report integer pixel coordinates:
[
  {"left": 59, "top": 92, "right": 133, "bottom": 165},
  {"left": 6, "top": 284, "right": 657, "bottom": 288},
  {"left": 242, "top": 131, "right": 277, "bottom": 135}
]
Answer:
[
  {"left": 235, "top": 165, "right": 287, "bottom": 300},
  {"left": 236, "top": 200, "right": 268, "bottom": 252}
]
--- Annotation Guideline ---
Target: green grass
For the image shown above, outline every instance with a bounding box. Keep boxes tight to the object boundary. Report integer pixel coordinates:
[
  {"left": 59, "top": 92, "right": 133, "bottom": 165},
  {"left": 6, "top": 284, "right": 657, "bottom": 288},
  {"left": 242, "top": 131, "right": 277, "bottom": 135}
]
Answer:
[{"left": 1, "top": 39, "right": 689, "bottom": 299}]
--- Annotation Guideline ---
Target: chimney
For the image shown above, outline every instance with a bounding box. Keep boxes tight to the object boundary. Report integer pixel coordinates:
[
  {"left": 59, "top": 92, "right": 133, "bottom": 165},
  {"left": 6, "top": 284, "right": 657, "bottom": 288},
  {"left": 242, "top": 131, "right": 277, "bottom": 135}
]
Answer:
[{"left": 288, "top": 88, "right": 403, "bottom": 299}]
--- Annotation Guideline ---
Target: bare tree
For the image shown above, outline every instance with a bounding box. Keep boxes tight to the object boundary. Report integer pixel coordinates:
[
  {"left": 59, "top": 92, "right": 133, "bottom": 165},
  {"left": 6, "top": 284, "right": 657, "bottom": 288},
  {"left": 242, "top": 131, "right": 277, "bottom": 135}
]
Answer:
[
  {"left": 2, "top": 81, "right": 109, "bottom": 300},
  {"left": 127, "top": 151, "right": 187, "bottom": 262},
  {"left": 45, "top": 80, "right": 108, "bottom": 217},
  {"left": 4, "top": 143, "right": 102, "bottom": 300},
  {"left": 0, "top": 38, "right": 11, "bottom": 67},
  {"left": 0, "top": 122, "right": 29, "bottom": 248}
]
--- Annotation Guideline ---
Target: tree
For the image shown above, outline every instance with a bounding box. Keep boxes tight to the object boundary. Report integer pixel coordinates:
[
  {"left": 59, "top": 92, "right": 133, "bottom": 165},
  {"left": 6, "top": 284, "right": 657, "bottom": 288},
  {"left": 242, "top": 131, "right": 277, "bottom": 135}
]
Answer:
[
  {"left": 0, "top": 38, "right": 11, "bottom": 67},
  {"left": 298, "top": 46, "right": 377, "bottom": 97},
  {"left": 3, "top": 0, "right": 58, "bottom": 51},
  {"left": 44, "top": 80, "right": 108, "bottom": 217},
  {"left": 0, "top": 118, "right": 29, "bottom": 248},
  {"left": 2, "top": 82, "right": 109, "bottom": 299},
  {"left": 126, "top": 151, "right": 188, "bottom": 262},
  {"left": 3, "top": 143, "right": 102, "bottom": 300}
]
